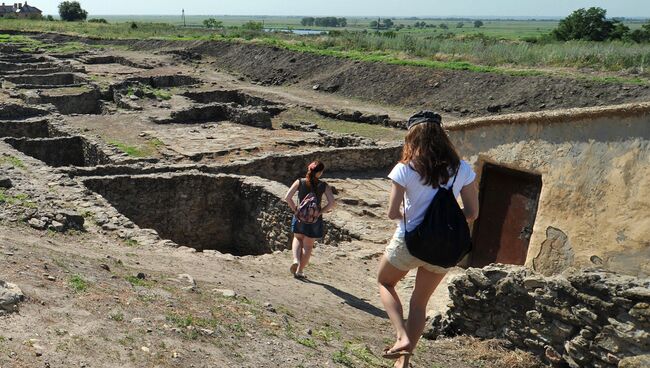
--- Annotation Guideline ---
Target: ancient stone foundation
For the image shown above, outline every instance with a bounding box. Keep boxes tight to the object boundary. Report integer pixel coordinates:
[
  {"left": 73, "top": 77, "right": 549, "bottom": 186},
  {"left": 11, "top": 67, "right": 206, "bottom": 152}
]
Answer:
[
  {"left": 429, "top": 264, "right": 650, "bottom": 368},
  {"left": 83, "top": 173, "right": 352, "bottom": 255},
  {"left": 0, "top": 119, "right": 61, "bottom": 138},
  {"left": 4, "top": 136, "right": 110, "bottom": 167},
  {"left": 3, "top": 72, "right": 87, "bottom": 89}
]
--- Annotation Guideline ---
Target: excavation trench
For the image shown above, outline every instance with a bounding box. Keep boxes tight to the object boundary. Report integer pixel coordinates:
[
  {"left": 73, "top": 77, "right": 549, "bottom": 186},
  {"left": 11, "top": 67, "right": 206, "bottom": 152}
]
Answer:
[
  {"left": 0, "top": 119, "right": 63, "bottom": 138},
  {"left": 4, "top": 136, "right": 110, "bottom": 167},
  {"left": 83, "top": 173, "right": 293, "bottom": 255},
  {"left": 3, "top": 72, "right": 87, "bottom": 88},
  {"left": 0, "top": 103, "right": 49, "bottom": 120}
]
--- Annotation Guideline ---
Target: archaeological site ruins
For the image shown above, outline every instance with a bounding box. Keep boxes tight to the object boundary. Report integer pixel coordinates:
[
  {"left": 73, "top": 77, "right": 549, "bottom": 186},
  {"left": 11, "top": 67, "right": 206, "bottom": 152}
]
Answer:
[{"left": 0, "top": 30, "right": 648, "bottom": 368}]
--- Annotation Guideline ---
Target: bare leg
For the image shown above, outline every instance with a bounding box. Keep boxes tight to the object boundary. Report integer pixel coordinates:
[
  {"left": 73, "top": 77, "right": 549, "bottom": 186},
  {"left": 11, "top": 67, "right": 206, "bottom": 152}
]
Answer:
[
  {"left": 377, "top": 256, "right": 410, "bottom": 353},
  {"left": 405, "top": 268, "right": 446, "bottom": 352},
  {"left": 291, "top": 234, "right": 304, "bottom": 273},
  {"left": 297, "top": 236, "right": 315, "bottom": 273}
]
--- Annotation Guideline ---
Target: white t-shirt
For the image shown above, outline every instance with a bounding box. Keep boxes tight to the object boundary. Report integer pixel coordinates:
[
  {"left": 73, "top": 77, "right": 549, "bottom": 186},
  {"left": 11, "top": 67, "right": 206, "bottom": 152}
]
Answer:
[{"left": 388, "top": 160, "right": 476, "bottom": 237}]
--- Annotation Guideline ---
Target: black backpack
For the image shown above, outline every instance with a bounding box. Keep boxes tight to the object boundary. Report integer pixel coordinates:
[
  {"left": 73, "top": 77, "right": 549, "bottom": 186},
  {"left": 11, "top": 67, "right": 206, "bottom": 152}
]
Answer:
[{"left": 404, "top": 172, "right": 472, "bottom": 268}]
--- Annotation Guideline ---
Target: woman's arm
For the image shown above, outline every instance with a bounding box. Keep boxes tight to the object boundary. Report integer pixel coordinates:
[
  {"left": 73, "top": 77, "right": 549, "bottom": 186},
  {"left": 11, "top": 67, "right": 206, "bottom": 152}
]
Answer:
[
  {"left": 284, "top": 180, "right": 300, "bottom": 213},
  {"left": 387, "top": 181, "right": 406, "bottom": 220},
  {"left": 321, "top": 185, "right": 337, "bottom": 213},
  {"left": 460, "top": 180, "right": 479, "bottom": 222}
]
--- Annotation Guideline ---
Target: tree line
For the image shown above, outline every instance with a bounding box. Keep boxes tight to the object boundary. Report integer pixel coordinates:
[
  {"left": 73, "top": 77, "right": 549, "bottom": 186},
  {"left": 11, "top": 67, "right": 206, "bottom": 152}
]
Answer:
[
  {"left": 553, "top": 7, "right": 650, "bottom": 43},
  {"left": 300, "top": 17, "right": 347, "bottom": 27}
]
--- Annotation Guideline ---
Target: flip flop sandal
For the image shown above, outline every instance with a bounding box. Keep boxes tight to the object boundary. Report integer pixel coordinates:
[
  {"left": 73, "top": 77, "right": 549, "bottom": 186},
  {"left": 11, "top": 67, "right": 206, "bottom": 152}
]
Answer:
[
  {"left": 290, "top": 262, "right": 298, "bottom": 276},
  {"left": 294, "top": 272, "right": 307, "bottom": 280},
  {"left": 381, "top": 347, "right": 412, "bottom": 359}
]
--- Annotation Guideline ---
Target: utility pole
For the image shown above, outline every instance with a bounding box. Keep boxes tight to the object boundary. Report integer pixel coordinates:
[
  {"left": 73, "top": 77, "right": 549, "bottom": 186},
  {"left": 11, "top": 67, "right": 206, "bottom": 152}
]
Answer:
[{"left": 182, "top": 9, "right": 186, "bottom": 27}]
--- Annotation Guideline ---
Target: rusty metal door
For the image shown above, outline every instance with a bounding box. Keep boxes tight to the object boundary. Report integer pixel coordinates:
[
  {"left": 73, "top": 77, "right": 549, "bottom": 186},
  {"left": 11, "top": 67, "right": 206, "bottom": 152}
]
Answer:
[{"left": 470, "top": 164, "right": 542, "bottom": 268}]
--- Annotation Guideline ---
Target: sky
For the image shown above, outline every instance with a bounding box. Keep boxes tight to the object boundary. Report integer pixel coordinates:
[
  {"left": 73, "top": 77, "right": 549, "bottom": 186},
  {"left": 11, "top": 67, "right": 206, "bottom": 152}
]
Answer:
[{"left": 31, "top": 0, "right": 650, "bottom": 17}]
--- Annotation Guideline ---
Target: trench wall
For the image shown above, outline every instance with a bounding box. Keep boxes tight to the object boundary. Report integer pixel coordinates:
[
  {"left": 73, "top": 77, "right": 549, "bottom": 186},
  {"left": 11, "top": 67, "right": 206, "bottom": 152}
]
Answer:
[
  {"left": 447, "top": 104, "right": 650, "bottom": 277},
  {"left": 4, "top": 136, "right": 110, "bottom": 167},
  {"left": 83, "top": 173, "right": 352, "bottom": 254},
  {"left": 434, "top": 264, "right": 650, "bottom": 368}
]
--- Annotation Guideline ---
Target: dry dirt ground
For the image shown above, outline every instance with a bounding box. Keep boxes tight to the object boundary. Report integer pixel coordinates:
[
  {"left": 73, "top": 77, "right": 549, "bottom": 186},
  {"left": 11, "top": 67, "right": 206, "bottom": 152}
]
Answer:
[{"left": 0, "top": 34, "right": 566, "bottom": 368}]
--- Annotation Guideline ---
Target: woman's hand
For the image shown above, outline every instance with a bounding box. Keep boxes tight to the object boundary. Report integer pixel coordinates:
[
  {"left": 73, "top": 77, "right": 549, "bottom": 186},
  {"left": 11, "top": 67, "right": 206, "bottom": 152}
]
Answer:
[
  {"left": 284, "top": 180, "right": 300, "bottom": 214},
  {"left": 320, "top": 185, "right": 337, "bottom": 213}
]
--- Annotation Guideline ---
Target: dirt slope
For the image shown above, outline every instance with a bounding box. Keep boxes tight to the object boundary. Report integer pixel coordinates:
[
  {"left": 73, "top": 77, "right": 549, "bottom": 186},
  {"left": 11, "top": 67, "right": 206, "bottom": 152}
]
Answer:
[{"left": 22, "top": 32, "right": 650, "bottom": 119}]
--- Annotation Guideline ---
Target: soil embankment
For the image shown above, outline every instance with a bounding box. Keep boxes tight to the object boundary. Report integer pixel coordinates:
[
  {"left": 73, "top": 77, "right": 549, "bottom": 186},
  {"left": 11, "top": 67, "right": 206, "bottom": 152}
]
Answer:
[{"left": 19, "top": 31, "right": 650, "bottom": 118}]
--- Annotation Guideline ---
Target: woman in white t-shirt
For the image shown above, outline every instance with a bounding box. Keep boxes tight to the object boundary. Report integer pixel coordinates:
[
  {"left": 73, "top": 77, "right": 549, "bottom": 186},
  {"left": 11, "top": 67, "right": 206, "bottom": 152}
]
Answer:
[{"left": 378, "top": 111, "right": 479, "bottom": 367}]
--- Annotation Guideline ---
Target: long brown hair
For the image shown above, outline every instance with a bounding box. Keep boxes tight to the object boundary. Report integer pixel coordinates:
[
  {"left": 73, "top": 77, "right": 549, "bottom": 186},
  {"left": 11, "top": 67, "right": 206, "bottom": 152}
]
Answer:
[
  {"left": 305, "top": 160, "right": 325, "bottom": 190},
  {"left": 401, "top": 121, "right": 460, "bottom": 187}
]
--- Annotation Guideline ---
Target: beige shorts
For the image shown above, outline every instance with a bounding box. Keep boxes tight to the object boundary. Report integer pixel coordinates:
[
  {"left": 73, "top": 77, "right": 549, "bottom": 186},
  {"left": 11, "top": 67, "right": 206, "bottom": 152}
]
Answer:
[{"left": 384, "top": 236, "right": 449, "bottom": 274}]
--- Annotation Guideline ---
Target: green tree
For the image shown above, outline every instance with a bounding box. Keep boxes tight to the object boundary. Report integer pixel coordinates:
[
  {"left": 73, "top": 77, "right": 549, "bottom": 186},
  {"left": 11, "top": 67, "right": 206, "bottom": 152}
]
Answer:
[
  {"left": 439, "top": 23, "right": 448, "bottom": 29},
  {"left": 58, "top": 1, "right": 87, "bottom": 22},
  {"left": 203, "top": 18, "right": 223, "bottom": 29},
  {"left": 552, "top": 7, "right": 622, "bottom": 41},
  {"left": 382, "top": 18, "right": 394, "bottom": 29},
  {"left": 301, "top": 17, "right": 315, "bottom": 26},
  {"left": 474, "top": 20, "right": 484, "bottom": 28},
  {"left": 242, "top": 21, "right": 263, "bottom": 31}
]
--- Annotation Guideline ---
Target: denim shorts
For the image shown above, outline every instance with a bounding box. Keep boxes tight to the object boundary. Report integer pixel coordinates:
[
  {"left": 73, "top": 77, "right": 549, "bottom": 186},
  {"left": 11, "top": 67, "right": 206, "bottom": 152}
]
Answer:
[
  {"left": 384, "top": 236, "right": 449, "bottom": 274},
  {"left": 291, "top": 216, "right": 324, "bottom": 239}
]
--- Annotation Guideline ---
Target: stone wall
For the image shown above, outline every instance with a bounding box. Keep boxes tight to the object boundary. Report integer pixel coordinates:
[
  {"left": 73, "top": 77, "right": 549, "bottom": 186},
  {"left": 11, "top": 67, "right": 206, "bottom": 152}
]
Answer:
[
  {"left": 64, "top": 144, "right": 403, "bottom": 186},
  {"left": 0, "top": 103, "right": 49, "bottom": 120},
  {"left": 208, "top": 144, "right": 402, "bottom": 186},
  {"left": 446, "top": 103, "right": 650, "bottom": 277},
  {"left": 83, "top": 173, "right": 353, "bottom": 255},
  {"left": 3, "top": 72, "right": 85, "bottom": 86},
  {"left": 3, "top": 136, "right": 110, "bottom": 167},
  {"left": 0, "top": 119, "right": 62, "bottom": 138},
  {"left": 152, "top": 103, "right": 272, "bottom": 129},
  {"left": 22, "top": 86, "right": 102, "bottom": 115},
  {"left": 431, "top": 264, "right": 650, "bottom": 368}
]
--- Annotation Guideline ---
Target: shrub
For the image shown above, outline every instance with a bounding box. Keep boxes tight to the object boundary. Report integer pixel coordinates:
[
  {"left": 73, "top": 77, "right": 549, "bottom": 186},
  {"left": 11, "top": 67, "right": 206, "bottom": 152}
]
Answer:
[
  {"left": 203, "top": 18, "right": 223, "bottom": 29},
  {"left": 474, "top": 20, "right": 484, "bottom": 28},
  {"left": 58, "top": 1, "right": 87, "bottom": 22},
  {"left": 88, "top": 18, "right": 107, "bottom": 24},
  {"left": 242, "top": 21, "right": 263, "bottom": 31}
]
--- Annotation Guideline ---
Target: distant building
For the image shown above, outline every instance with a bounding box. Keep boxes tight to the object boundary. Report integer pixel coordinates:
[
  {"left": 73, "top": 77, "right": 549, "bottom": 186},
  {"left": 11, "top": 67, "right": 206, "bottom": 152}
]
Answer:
[{"left": 0, "top": 2, "right": 42, "bottom": 18}]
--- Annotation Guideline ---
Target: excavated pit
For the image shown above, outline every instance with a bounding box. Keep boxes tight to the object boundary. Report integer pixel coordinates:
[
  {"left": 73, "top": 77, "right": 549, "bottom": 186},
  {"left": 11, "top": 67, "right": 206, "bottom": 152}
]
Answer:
[
  {"left": 21, "top": 86, "right": 102, "bottom": 115},
  {"left": 110, "top": 75, "right": 202, "bottom": 92},
  {"left": 4, "top": 136, "right": 110, "bottom": 167},
  {"left": 3, "top": 72, "right": 87, "bottom": 89},
  {"left": 0, "top": 55, "right": 48, "bottom": 63},
  {"left": 0, "top": 103, "right": 49, "bottom": 120},
  {"left": 0, "top": 119, "right": 63, "bottom": 138},
  {"left": 83, "top": 174, "right": 292, "bottom": 255},
  {"left": 80, "top": 55, "right": 153, "bottom": 69},
  {"left": 3, "top": 66, "right": 79, "bottom": 76},
  {"left": 182, "top": 89, "right": 286, "bottom": 116},
  {"left": 153, "top": 103, "right": 272, "bottom": 128},
  {"left": 0, "top": 61, "right": 62, "bottom": 72}
]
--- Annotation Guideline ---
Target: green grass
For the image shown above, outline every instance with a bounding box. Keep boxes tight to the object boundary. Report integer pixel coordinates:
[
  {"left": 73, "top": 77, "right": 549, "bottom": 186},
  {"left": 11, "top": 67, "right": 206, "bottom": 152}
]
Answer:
[
  {"left": 125, "top": 275, "right": 150, "bottom": 287},
  {"left": 0, "top": 189, "right": 36, "bottom": 208},
  {"left": 0, "top": 155, "right": 25, "bottom": 169},
  {"left": 108, "top": 140, "right": 148, "bottom": 158},
  {"left": 296, "top": 337, "right": 318, "bottom": 349},
  {"left": 69, "top": 274, "right": 89, "bottom": 293},
  {"left": 1, "top": 18, "right": 649, "bottom": 77}
]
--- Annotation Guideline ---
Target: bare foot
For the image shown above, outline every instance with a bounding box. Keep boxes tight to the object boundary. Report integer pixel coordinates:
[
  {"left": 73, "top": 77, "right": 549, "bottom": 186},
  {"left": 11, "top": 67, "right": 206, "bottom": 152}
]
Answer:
[{"left": 388, "top": 337, "right": 411, "bottom": 355}]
